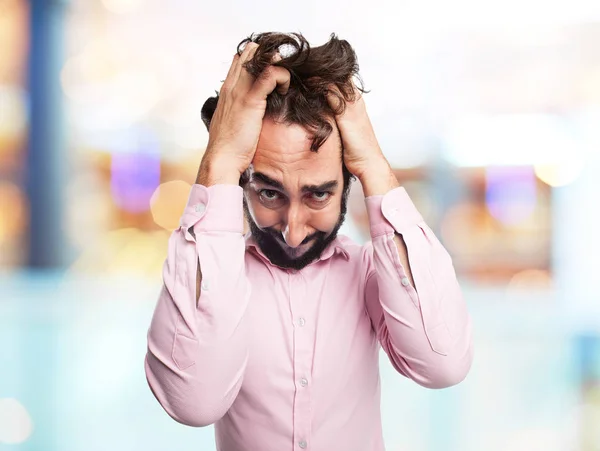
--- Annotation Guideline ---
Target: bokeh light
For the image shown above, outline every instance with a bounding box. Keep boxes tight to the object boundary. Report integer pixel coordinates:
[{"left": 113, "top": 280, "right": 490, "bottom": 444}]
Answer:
[
  {"left": 535, "top": 159, "right": 585, "bottom": 187},
  {"left": 169, "top": 125, "right": 208, "bottom": 152},
  {"left": 150, "top": 180, "right": 192, "bottom": 231},
  {"left": 65, "top": 171, "right": 113, "bottom": 250},
  {"left": 110, "top": 134, "right": 161, "bottom": 213},
  {"left": 0, "top": 398, "right": 33, "bottom": 444},
  {"left": 502, "top": 427, "right": 563, "bottom": 451},
  {"left": 61, "top": 37, "right": 164, "bottom": 130},
  {"left": 0, "top": 180, "right": 27, "bottom": 243},
  {"left": 101, "top": 0, "right": 145, "bottom": 15},
  {"left": 440, "top": 202, "right": 485, "bottom": 256},
  {"left": 580, "top": 396, "right": 600, "bottom": 449},
  {"left": 506, "top": 269, "right": 553, "bottom": 293},
  {"left": 443, "top": 114, "right": 580, "bottom": 167},
  {"left": 485, "top": 166, "right": 537, "bottom": 226},
  {"left": 0, "top": 85, "right": 27, "bottom": 140},
  {"left": 68, "top": 228, "right": 169, "bottom": 277},
  {"left": 0, "top": 0, "right": 28, "bottom": 83}
]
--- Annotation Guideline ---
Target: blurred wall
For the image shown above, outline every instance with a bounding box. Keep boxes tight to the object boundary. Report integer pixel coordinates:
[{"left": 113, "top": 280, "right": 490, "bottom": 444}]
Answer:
[{"left": 1, "top": 0, "right": 600, "bottom": 450}]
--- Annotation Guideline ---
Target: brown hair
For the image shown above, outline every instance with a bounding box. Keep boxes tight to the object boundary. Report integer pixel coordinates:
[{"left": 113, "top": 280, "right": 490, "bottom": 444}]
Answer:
[{"left": 201, "top": 32, "right": 366, "bottom": 188}]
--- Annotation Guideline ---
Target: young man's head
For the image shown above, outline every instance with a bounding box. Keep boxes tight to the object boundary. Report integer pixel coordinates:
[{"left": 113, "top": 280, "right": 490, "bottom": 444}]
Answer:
[{"left": 201, "top": 32, "right": 363, "bottom": 270}]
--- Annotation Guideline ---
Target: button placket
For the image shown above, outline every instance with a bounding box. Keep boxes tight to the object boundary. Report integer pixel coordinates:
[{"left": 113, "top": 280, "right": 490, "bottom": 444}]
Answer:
[{"left": 288, "top": 271, "right": 311, "bottom": 450}]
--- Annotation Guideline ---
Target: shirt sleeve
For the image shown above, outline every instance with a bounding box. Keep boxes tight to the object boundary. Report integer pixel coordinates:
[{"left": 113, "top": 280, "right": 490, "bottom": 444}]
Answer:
[
  {"left": 145, "top": 183, "right": 250, "bottom": 426},
  {"left": 363, "top": 186, "right": 474, "bottom": 389}
]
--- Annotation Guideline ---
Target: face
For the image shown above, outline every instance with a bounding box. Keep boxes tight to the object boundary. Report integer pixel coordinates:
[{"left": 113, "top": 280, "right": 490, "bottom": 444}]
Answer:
[{"left": 242, "top": 118, "right": 350, "bottom": 270}]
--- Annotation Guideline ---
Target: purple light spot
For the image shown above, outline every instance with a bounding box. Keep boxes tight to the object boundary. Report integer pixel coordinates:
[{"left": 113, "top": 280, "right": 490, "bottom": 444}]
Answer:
[
  {"left": 486, "top": 166, "right": 537, "bottom": 225},
  {"left": 110, "top": 150, "right": 160, "bottom": 214}
]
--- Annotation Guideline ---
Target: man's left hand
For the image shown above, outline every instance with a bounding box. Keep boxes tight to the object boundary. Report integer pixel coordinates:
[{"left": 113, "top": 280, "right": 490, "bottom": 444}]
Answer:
[{"left": 327, "top": 84, "right": 399, "bottom": 196}]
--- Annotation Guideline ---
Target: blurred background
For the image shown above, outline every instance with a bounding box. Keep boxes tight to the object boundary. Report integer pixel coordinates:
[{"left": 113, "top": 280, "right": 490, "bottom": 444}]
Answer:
[{"left": 1, "top": 0, "right": 600, "bottom": 450}]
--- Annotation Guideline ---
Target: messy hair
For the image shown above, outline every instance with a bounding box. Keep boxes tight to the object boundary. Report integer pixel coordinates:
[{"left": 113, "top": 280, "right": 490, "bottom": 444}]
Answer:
[{"left": 201, "top": 31, "right": 366, "bottom": 187}]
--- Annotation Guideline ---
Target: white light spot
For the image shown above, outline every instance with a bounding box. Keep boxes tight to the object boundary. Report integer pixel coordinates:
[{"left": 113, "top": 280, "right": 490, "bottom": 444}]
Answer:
[
  {"left": 101, "top": 0, "right": 144, "bottom": 14},
  {"left": 278, "top": 43, "right": 296, "bottom": 58},
  {"left": 535, "top": 159, "right": 585, "bottom": 187},
  {"left": 0, "top": 398, "right": 34, "bottom": 444},
  {"left": 0, "top": 85, "right": 28, "bottom": 138}
]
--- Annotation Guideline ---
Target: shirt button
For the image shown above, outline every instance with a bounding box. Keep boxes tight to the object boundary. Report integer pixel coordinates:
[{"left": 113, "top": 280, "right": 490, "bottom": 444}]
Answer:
[
  {"left": 195, "top": 203, "right": 206, "bottom": 214},
  {"left": 300, "top": 377, "right": 308, "bottom": 387},
  {"left": 298, "top": 317, "right": 306, "bottom": 327},
  {"left": 299, "top": 440, "right": 307, "bottom": 449},
  {"left": 201, "top": 280, "right": 209, "bottom": 291},
  {"left": 401, "top": 277, "right": 410, "bottom": 287}
]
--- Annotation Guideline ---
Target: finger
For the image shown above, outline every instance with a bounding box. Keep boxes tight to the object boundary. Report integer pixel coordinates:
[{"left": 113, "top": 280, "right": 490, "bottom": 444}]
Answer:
[
  {"left": 240, "top": 41, "right": 259, "bottom": 62},
  {"left": 248, "top": 65, "right": 291, "bottom": 99},
  {"left": 325, "top": 84, "right": 346, "bottom": 113},
  {"left": 326, "top": 91, "right": 341, "bottom": 112},
  {"left": 232, "top": 42, "right": 259, "bottom": 87},
  {"left": 221, "top": 53, "right": 240, "bottom": 91},
  {"left": 235, "top": 43, "right": 261, "bottom": 92}
]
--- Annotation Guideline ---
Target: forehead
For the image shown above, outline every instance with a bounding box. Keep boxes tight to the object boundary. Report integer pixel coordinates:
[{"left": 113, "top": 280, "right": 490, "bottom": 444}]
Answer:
[{"left": 251, "top": 118, "right": 343, "bottom": 183}]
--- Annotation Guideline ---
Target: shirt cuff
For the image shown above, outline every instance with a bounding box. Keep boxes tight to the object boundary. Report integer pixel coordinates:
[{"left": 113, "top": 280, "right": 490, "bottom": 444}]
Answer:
[
  {"left": 179, "top": 184, "right": 244, "bottom": 234},
  {"left": 365, "top": 186, "right": 423, "bottom": 238}
]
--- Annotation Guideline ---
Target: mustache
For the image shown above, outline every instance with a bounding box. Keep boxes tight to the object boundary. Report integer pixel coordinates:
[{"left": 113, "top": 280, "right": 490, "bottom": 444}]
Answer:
[{"left": 265, "top": 229, "right": 323, "bottom": 246}]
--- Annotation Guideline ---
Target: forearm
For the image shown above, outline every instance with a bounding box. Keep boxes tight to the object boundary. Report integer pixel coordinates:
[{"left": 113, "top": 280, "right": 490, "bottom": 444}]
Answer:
[
  {"left": 368, "top": 230, "right": 473, "bottom": 388},
  {"left": 145, "top": 183, "right": 250, "bottom": 426},
  {"left": 194, "top": 155, "right": 242, "bottom": 300},
  {"left": 359, "top": 157, "right": 415, "bottom": 287},
  {"left": 196, "top": 152, "right": 243, "bottom": 186},
  {"left": 365, "top": 183, "right": 473, "bottom": 388}
]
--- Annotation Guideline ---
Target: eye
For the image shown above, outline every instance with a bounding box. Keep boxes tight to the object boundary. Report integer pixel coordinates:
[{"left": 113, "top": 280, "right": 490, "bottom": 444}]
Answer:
[
  {"left": 260, "top": 189, "right": 280, "bottom": 200},
  {"left": 310, "top": 191, "right": 331, "bottom": 203},
  {"left": 258, "top": 189, "right": 286, "bottom": 208}
]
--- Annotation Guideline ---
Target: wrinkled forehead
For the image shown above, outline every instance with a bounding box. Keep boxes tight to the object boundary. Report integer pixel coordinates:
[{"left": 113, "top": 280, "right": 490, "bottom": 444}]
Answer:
[
  {"left": 253, "top": 118, "right": 342, "bottom": 171},
  {"left": 250, "top": 157, "right": 343, "bottom": 194}
]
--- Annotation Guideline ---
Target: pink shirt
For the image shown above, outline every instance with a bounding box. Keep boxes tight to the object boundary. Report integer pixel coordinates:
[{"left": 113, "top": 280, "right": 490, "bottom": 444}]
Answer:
[{"left": 145, "top": 183, "right": 473, "bottom": 451}]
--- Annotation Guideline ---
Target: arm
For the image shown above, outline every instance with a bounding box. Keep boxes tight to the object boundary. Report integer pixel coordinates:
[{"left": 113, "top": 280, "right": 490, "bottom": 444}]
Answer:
[
  {"left": 328, "top": 84, "right": 473, "bottom": 388},
  {"left": 327, "top": 83, "right": 473, "bottom": 389},
  {"left": 361, "top": 167, "right": 474, "bottom": 389},
  {"left": 144, "top": 181, "right": 250, "bottom": 427},
  {"left": 145, "top": 40, "right": 292, "bottom": 426}
]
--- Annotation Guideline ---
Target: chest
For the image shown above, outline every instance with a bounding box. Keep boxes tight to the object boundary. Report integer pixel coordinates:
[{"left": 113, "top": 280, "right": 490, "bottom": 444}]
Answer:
[{"left": 241, "top": 258, "right": 378, "bottom": 393}]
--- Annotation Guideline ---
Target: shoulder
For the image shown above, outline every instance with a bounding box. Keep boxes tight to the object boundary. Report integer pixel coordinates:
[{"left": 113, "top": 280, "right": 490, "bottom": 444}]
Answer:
[{"left": 335, "top": 234, "right": 374, "bottom": 270}]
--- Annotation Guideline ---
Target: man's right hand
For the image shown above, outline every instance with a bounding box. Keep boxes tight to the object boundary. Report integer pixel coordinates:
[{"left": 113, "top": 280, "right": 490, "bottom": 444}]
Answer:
[{"left": 197, "top": 43, "right": 291, "bottom": 186}]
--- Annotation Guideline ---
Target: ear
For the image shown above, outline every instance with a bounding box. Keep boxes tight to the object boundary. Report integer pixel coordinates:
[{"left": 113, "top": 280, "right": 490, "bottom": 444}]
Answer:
[
  {"left": 239, "top": 167, "right": 250, "bottom": 187},
  {"left": 200, "top": 93, "right": 219, "bottom": 131}
]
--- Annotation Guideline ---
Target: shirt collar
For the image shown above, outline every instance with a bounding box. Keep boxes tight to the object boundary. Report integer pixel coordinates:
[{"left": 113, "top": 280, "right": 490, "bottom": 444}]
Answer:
[{"left": 244, "top": 233, "right": 350, "bottom": 266}]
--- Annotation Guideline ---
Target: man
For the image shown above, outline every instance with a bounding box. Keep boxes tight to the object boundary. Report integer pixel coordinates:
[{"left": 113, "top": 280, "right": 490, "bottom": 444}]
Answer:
[{"left": 145, "top": 32, "right": 473, "bottom": 451}]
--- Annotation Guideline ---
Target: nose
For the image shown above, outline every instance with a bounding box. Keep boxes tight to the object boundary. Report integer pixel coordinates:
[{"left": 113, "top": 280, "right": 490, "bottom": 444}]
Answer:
[{"left": 282, "top": 204, "right": 308, "bottom": 248}]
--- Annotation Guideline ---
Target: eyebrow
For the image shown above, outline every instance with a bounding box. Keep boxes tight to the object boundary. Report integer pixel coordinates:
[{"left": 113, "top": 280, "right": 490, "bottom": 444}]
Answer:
[{"left": 251, "top": 172, "right": 339, "bottom": 193}]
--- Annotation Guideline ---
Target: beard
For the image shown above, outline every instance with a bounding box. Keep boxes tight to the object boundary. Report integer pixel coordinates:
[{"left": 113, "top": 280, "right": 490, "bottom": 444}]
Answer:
[{"left": 242, "top": 190, "right": 350, "bottom": 271}]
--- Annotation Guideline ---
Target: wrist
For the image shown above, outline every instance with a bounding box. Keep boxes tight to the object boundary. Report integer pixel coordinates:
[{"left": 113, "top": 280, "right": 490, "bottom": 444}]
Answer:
[
  {"left": 196, "top": 154, "right": 242, "bottom": 186},
  {"left": 359, "top": 158, "right": 399, "bottom": 197}
]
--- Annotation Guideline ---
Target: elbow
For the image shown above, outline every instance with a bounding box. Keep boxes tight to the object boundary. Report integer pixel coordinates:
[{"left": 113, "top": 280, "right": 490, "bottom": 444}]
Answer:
[
  {"left": 165, "top": 403, "right": 225, "bottom": 428},
  {"left": 419, "top": 364, "right": 470, "bottom": 389},
  {"left": 419, "top": 341, "right": 474, "bottom": 389},
  {"left": 147, "top": 378, "right": 228, "bottom": 428},
  {"left": 144, "top": 355, "right": 227, "bottom": 428},
  {"left": 421, "top": 305, "right": 475, "bottom": 389}
]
